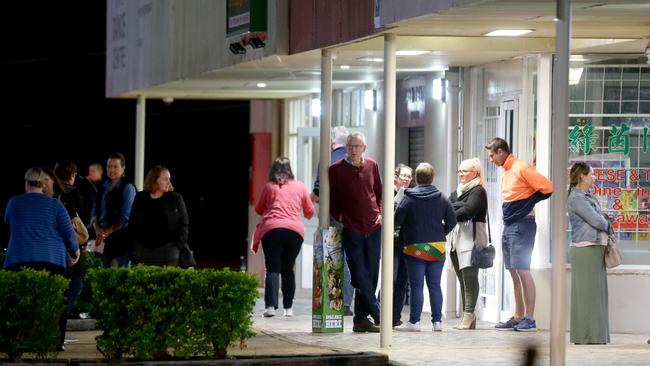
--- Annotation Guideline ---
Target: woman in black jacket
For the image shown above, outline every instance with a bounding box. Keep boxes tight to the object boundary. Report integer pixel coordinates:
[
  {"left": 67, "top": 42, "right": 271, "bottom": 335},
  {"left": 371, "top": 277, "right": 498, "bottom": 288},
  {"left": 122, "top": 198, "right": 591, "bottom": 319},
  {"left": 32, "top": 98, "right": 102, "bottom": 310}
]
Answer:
[
  {"left": 129, "top": 166, "right": 189, "bottom": 266},
  {"left": 449, "top": 158, "right": 488, "bottom": 330}
]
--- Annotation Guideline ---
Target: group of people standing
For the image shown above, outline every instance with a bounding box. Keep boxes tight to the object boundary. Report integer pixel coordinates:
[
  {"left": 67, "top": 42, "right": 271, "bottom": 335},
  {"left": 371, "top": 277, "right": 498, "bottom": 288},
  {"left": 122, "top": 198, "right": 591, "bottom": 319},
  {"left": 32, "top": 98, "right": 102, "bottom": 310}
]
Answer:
[
  {"left": 253, "top": 131, "right": 615, "bottom": 345},
  {"left": 3, "top": 153, "right": 191, "bottom": 349}
]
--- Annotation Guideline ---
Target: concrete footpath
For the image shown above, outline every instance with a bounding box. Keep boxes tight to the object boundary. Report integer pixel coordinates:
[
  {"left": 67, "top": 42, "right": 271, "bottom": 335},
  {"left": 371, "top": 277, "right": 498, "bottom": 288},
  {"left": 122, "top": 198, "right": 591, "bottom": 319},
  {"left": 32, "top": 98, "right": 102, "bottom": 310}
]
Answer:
[{"left": 46, "top": 296, "right": 650, "bottom": 365}]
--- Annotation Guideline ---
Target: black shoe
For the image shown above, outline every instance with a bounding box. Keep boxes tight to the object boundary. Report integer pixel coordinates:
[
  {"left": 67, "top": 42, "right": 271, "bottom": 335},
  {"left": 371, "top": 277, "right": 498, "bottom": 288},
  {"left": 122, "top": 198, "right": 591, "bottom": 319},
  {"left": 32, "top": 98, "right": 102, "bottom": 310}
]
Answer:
[
  {"left": 344, "top": 306, "right": 353, "bottom": 316},
  {"left": 372, "top": 315, "right": 380, "bottom": 326},
  {"left": 393, "top": 320, "right": 403, "bottom": 327},
  {"left": 353, "top": 319, "right": 380, "bottom": 333}
]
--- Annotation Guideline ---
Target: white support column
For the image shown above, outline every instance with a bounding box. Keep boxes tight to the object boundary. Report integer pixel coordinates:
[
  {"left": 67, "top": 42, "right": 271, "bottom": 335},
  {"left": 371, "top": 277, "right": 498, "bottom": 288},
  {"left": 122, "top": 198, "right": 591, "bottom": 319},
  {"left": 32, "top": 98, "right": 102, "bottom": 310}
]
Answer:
[
  {"left": 551, "top": 0, "right": 571, "bottom": 365},
  {"left": 135, "top": 95, "right": 146, "bottom": 191},
  {"left": 380, "top": 33, "right": 396, "bottom": 349},
  {"left": 319, "top": 49, "right": 333, "bottom": 228}
]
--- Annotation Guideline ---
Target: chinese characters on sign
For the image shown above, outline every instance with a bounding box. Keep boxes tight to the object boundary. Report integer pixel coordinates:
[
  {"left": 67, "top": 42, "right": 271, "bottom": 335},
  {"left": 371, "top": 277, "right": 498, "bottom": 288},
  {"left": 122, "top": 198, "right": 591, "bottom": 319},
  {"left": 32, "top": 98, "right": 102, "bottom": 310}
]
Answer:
[
  {"left": 569, "top": 122, "right": 650, "bottom": 231},
  {"left": 570, "top": 122, "right": 650, "bottom": 155}
]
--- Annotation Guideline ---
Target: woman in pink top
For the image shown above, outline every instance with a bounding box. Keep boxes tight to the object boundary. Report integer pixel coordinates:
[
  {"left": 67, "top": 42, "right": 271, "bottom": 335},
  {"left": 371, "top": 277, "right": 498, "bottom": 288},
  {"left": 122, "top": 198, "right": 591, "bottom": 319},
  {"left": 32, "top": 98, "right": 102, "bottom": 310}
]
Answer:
[{"left": 252, "top": 157, "right": 315, "bottom": 317}]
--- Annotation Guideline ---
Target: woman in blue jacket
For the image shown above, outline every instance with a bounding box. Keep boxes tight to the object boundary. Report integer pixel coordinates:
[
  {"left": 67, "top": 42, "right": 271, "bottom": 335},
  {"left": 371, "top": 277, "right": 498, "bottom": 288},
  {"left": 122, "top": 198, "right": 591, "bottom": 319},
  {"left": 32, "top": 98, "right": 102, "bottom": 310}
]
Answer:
[
  {"left": 568, "top": 162, "right": 611, "bottom": 344},
  {"left": 395, "top": 163, "right": 456, "bottom": 332}
]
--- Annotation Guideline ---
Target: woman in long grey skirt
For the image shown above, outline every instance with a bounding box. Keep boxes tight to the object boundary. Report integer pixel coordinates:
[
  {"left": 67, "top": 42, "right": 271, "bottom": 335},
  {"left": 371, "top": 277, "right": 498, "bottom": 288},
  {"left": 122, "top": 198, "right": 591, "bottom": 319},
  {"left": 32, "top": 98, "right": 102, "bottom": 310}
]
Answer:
[{"left": 567, "top": 162, "right": 611, "bottom": 344}]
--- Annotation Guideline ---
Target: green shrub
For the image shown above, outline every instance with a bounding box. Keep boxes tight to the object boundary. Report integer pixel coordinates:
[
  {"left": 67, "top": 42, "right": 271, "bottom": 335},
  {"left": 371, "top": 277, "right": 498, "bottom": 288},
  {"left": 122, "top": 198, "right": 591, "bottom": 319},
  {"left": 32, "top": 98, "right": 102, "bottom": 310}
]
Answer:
[
  {"left": 0, "top": 269, "right": 69, "bottom": 360},
  {"left": 0, "top": 251, "right": 6, "bottom": 267},
  {"left": 75, "top": 251, "right": 103, "bottom": 316},
  {"left": 88, "top": 266, "right": 258, "bottom": 360}
]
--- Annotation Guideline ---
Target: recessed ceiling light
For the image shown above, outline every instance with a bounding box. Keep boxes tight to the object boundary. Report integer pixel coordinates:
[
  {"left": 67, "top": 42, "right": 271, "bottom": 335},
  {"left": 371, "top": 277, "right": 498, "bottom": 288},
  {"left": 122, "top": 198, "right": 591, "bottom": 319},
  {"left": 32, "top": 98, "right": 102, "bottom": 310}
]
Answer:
[
  {"left": 340, "top": 65, "right": 350, "bottom": 70},
  {"left": 396, "top": 50, "right": 429, "bottom": 56},
  {"left": 358, "top": 57, "right": 384, "bottom": 63},
  {"left": 256, "top": 83, "right": 267, "bottom": 88},
  {"left": 484, "top": 29, "right": 534, "bottom": 37}
]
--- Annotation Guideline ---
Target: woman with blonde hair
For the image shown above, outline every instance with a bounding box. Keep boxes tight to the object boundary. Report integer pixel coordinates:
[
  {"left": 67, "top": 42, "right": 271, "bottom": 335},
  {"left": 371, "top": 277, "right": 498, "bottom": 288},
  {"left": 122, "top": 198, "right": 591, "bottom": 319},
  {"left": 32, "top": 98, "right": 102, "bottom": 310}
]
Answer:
[
  {"left": 568, "top": 161, "right": 610, "bottom": 344},
  {"left": 129, "top": 166, "right": 189, "bottom": 266},
  {"left": 449, "top": 158, "right": 488, "bottom": 330}
]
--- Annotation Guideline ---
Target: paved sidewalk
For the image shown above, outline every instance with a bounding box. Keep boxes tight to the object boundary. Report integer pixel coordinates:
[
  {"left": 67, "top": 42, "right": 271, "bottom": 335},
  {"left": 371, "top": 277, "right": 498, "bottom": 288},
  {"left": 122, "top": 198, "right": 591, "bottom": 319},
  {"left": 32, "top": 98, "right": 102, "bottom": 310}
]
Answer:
[
  {"left": 253, "top": 297, "right": 650, "bottom": 365},
  {"left": 17, "top": 295, "right": 649, "bottom": 365}
]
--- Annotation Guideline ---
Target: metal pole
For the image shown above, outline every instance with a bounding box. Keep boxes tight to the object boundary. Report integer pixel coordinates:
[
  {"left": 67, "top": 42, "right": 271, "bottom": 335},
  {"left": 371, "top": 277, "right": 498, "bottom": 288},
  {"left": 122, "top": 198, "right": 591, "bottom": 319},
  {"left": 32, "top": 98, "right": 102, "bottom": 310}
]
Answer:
[
  {"left": 380, "top": 33, "right": 396, "bottom": 349},
  {"left": 319, "top": 49, "right": 333, "bottom": 228},
  {"left": 551, "top": 0, "right": 571, "bottom": 364},
  {"left": 135, "top": 95, "right": 146, "bottom": 191}
]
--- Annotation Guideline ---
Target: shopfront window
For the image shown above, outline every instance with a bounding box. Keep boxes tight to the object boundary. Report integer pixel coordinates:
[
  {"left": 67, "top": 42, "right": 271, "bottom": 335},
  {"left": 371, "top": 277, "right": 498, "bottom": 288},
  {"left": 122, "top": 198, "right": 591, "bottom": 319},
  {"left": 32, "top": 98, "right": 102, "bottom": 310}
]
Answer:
[{"left": 569, "top": 59, "right": 650, "bottom": 266}]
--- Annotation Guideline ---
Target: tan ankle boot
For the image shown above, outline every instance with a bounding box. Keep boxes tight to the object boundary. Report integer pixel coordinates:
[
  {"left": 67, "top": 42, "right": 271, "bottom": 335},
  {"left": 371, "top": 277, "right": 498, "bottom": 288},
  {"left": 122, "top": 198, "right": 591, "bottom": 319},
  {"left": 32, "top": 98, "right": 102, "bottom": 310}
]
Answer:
[{"left": 456, "top": 312, "right": 476, "bottom": 330}]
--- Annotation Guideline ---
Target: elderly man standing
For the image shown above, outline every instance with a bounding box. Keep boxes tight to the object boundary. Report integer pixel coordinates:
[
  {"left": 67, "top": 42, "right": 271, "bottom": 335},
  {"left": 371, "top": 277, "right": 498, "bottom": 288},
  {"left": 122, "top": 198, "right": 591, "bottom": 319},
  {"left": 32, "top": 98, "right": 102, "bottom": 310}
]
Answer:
[
  {"left": 311, "top": 126, "right": 355, "bottom": 316},
  {"left": 329, "top": 132, "right": 382, "bottom": 333},
  {"left": 485, "top": 137, "right": 553, "bottom": 332}
]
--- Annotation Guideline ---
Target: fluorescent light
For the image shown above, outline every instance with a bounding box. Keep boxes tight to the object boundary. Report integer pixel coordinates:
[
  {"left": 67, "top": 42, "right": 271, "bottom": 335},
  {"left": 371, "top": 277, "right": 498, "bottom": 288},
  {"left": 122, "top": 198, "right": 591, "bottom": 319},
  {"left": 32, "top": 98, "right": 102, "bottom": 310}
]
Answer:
[
  {"left": 484, "top": 29, "right": 533, "bottom": 37},
  {"left": 358, "top": 57, "right": 384, "bottom": 63},
  {"left": 396, "top": 50, "right": 429, "bottom": 56},
  {"left": 256, "top": 82, "right": 267, "bottom": 88},
  {"left": 364, "top": 89, "right": 375, "bottom": 110},
  {"left": 311, "top": 98, "right": 321, "bottom": 118},
  {"left": 569, "top": 68, "right": 584, "bottom": 85},
  {"left": 340, "top": 65, "right": 350, "bottom": 70},
  {"left": 432, "top": 78, "right": 446, "bottom": 102}
]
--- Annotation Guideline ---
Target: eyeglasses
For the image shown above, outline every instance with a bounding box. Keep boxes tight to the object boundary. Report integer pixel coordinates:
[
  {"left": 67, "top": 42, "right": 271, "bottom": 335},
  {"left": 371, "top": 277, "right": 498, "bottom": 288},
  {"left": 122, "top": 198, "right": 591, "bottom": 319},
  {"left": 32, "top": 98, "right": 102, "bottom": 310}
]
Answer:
[
  {"left": 457, "top": 169, "right": 475, "bottom": 174},
  {"left": 398, "top": 174, "right": 412, "bottom": 179},
  {"left": 347, "top": 144, "right": 364, "bottom": 149}
]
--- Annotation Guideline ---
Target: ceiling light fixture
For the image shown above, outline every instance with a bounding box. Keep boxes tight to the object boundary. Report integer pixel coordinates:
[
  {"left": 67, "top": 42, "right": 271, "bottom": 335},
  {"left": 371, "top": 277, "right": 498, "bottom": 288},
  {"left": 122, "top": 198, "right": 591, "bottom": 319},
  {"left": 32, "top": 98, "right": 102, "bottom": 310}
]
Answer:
[
  {"left": 256, "top": 83, "right": 267, "bottom": 88},
  {"left": 340, "top": 65, "right": 350, "bottom": 70},
  {"left": 484, "top": 29, "right": 534, "bottom": 37},
  {"left": 358, "top": 57, "right": 384, "bottom": 63},
  {"left": 396, "top": 50, "right": 429, "bottom": 56}
]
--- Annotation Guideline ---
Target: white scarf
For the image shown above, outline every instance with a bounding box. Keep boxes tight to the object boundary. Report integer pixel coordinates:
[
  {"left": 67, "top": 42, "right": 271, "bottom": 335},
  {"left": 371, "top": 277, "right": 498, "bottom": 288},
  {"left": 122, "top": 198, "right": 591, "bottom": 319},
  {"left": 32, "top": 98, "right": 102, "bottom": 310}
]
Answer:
[{"left": 456, "top": 177, "right": 481, "bottom": 198}]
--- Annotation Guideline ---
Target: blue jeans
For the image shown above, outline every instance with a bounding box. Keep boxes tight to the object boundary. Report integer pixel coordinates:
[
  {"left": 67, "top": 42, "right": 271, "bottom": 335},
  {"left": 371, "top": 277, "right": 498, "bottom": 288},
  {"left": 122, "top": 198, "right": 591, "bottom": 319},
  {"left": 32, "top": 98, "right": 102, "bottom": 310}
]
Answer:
[
  {"left": 331, "top": 218, "right": 354, "bottom": 308},
  {"left": 404, "top": 255, "right": 443, "bottom": 324},
  {"left": 343, "top": 251, "right": 354, "bottom": 307},
  {"left": 342, "top": 227, "right": 381, "bottom": 323},
  {"left": 393, "top": 248, "right": 409, "bottom": 322}
]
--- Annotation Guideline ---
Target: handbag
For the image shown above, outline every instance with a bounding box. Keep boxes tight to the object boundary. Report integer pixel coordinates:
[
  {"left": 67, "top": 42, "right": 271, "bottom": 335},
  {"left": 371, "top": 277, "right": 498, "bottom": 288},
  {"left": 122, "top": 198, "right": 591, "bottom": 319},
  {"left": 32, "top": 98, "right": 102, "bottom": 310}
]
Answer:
[
  {"left": 471, "top": 210, "right": 495, "bottom": 269},
  {"left": 604, "top": 234, "right": 623, "bottom": 268},
  {"left": 71, "top": 214, "right": 89, "bottom": 245},
  {"left": 179, "top": 244, "right": 197, "bottom": 269}
]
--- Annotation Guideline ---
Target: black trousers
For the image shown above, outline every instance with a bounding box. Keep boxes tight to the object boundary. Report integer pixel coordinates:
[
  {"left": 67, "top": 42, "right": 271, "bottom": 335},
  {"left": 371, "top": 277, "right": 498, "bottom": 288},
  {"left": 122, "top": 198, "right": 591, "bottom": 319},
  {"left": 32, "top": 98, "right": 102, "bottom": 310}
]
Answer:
[{"left": 261, "top": 228, "right": 303, "bottom": 309}]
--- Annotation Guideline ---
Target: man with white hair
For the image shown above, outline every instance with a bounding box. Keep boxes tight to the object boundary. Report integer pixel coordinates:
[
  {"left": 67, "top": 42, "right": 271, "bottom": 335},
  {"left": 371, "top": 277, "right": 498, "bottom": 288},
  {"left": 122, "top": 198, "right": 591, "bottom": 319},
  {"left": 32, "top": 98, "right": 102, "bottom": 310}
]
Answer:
[
  {"left": 329, "top": 132, "right": 383, "bottom": 333},
  {"left": 311, "top": 125, "right": 355, "bottom": 315},
  {"left": 311, "top": 125, "right": 349, "bottom": 202}
]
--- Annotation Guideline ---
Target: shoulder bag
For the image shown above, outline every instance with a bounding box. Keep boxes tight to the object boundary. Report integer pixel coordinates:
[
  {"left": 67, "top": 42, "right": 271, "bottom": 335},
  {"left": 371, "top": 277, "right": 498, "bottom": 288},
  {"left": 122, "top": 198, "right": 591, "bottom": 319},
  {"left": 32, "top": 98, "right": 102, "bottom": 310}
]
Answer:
[
  {"left": 72, "top": 214, "right": 89, "bottom": 245},
  {"left": 179, "top": 243, "right": 197, "bottom": 269},
  {"left": 604, "top": 234, "right": 623, "bottom": 268},
  {"left": 471, "top": 210, "right": 495, "bottom": 269}
]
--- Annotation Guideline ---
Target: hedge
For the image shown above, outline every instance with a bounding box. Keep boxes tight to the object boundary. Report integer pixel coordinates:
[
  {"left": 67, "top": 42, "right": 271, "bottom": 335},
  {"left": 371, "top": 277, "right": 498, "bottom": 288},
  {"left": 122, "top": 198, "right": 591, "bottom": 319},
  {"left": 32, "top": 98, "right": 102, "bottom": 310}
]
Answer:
[
  {"left": 0, "top": 269, "right": 69, "bottom": 360},
  {"left": 88, "top": 266, "right": 258, "bottom": 360}
]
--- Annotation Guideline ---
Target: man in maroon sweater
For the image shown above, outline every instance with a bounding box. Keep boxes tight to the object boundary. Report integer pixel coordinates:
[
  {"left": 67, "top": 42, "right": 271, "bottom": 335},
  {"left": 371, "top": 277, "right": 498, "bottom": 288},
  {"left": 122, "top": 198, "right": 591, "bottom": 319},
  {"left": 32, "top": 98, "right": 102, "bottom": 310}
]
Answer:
[{"left": 329, "top": 132, "right": 383, "bottom": 333}]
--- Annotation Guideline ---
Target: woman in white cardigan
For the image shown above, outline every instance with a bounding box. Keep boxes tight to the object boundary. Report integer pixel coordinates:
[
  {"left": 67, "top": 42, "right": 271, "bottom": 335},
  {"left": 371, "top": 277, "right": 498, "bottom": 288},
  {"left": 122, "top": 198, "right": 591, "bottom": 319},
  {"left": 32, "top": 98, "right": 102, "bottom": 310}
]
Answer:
[{"left": 449, "top": 158, "right": 488, "bottom": 330}]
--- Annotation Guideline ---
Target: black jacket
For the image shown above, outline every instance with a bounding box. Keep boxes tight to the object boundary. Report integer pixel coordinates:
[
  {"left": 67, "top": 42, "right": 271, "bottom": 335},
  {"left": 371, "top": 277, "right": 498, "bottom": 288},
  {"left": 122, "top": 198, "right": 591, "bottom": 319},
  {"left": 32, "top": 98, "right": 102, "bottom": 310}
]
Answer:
[
  {"left": 128, "top": 191, "right": 189, "bottom": 250},
  {"left": 449, "top": 185, "right": 488, "bottom": 223}
]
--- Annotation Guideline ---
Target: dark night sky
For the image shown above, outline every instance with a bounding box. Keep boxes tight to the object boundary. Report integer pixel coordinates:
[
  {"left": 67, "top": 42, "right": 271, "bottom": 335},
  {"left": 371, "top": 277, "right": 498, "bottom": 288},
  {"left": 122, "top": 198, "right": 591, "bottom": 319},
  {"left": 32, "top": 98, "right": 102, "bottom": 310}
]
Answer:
[{"left": 0, "top": 2, "right": 251, "bottom": 267}]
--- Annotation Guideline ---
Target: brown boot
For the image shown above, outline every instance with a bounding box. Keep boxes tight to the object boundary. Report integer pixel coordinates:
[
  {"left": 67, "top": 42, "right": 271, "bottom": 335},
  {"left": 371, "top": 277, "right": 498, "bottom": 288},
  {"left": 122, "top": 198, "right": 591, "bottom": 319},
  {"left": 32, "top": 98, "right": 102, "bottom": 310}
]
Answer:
[{"left": 456, "top": 312, "right": 476, "bottom": 330}]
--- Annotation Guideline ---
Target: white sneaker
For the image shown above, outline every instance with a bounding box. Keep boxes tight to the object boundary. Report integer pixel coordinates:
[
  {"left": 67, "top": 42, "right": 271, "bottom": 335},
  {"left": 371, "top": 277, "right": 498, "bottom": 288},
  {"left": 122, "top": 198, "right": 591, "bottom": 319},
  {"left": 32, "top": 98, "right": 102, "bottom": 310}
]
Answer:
[
  {"left": 283, "top": 308, "right": 293, "bottom": 317},
  {"left": 433, "top": 321, "right": 443, "bottom": 332},
  {"left": 397, "top": 321, "right": 421, "bottom": 332},
  {"left": 263, "top": 307, "right": 276, "bottom": 317}
]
